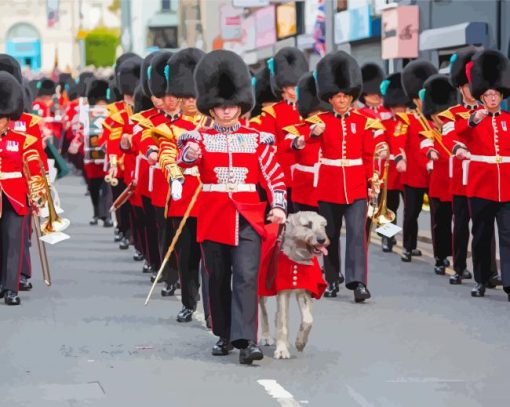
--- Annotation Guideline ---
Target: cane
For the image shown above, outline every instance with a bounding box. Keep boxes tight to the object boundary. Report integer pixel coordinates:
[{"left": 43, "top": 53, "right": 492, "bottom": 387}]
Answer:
[{"left": 144, "top": 180, "right": 202, "bottom": 305}]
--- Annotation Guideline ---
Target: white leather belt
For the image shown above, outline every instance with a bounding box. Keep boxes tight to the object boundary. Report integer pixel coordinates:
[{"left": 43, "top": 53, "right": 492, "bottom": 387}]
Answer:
[
  {"left": 469, "top": 154, "right": 510, "bottom": 164},
  {"left": 293, "top": 163, "right": 320, "bottom": 187},
  {"left": 183, "top": 167, "right": 200, "bottom": 177},
  {"left": 0, "top": 171, "right": 22, "bottom": 180},
  {"left": 321, "top": 158, "right": 363, "bottom": 167},
  {"left": 148, "top": 164, "right": 160, "bottom": 192},
  {"left": 202, "top": 183, "right": 256, "bottom": 193}
]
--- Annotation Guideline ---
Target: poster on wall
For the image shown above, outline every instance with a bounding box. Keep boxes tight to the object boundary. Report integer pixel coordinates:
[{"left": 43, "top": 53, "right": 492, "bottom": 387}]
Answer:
[
  {"left": 381, "top": 5, "right": 419, "bottom": 59},
  {"left": 47, "top": 0, "right": 60, "bottom": 28},
  {"left": 220, "top": 5, "right": 243, "bottom": 41},
  {"left": 254, "top": 6, "right": 276, "bottom": 48},
  {"left": 276, "top": 2, "right": 297, "bottom": 39}
]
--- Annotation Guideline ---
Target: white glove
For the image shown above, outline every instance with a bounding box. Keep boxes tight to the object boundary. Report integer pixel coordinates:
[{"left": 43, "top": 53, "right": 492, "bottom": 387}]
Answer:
[{"left": 171, "top": 179, "right": 183, "bottom": 201}]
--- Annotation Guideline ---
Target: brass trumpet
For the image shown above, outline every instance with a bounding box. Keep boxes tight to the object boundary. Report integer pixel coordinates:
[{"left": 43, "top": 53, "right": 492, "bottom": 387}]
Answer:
[{"left": 368, "top": 143, "right": 396, "bottom": 227}]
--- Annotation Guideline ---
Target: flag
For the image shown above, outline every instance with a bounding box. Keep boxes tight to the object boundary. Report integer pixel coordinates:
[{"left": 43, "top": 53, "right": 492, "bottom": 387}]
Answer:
[
  {"left": 47, "top": 0, "right": 60, "bottom": 28},
  {"left": 313, "top": 0, "right": 326, "bottom": 56}
]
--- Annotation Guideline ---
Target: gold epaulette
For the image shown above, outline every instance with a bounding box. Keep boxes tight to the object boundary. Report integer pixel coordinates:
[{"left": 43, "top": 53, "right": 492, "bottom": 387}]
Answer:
[
  {"left": 282, "top": 125, "right": 301, "bottom": 136},
  {"left": 395, "top": 112, "right": 410, "bottom": 125},
  {"left": 305, "top": 114, "right": 325, "bottom": 125},
  {"left": 365, "top": 117, "right": 385, "bottom": 131},
  {"left": 261, "top": 104, "right": 276, "bottom": 118},
  {"left": 109, "top": 127, "right": 123, "bottom": 141},
  {"left": 419, "top": 130, "right": 438, "bottom": 140},
  {"left": 106, "top": 102, "right": 120, "bottom": 115},
  {"left": 110, "top": 111, "right": 124, "bottom": 126},
  {"left": 437, "top": 108, "right": 456, "bottom": 122},
  {"left": 29, "top": 114, "right": 42, "bottom": 128},
  {"left": 249, "top": 116, "right": 262, "bottom": 126},
  {"left": 456, "top": 111, "right": 471, "bottom": 120},
  {"left": 152, "top": 123, "right": 174, "bottom": 139},
  {"left": 131, "top": 112, "right": 153, "bottom": 129},
  {"left": 23, "top": 134, "right": 38, "bottom": 149},
  {"left": 172, "top": 126, "right": 187, "bottom": 140}
]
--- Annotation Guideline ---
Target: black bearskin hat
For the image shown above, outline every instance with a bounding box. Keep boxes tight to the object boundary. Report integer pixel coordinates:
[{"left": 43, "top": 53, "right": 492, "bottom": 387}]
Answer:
[
  {"left": 107, "top": 75, "right": 122, "bottom": 103},
  {"left": 361, "top": 63, "right": 385, "bottom": 95},
  {"left": 37, "top": 78, "right": 56, "bottom": 97},
  {"left": 166, "top": 48, "right": 205, "bottom": 98},
  {"left": 316, "top": 51, "right": 362, "bottom": 102},
  {"left": 140, "top": 52, "right": 157, "bottom": 98},
  {"left": 449, "top": 46, "right": 477, "bottom": 88},
  {"left": 76, "top": 72, "right": 94, "bottom": 97},
  {"left": 117, "top": 55, "right": 142, "bottom": 97},
  {"left": 0, "top": 54, "right": 22, "bottom": 83},
  {"left": 58, "top": 73, "right": 73, "bottom": 90},
  {"left": 470, "top": 49, "right": 510, "bottom": 99},
  {"left": 0, "top": 72, "right": 24, "bottom": 120},
  {"left": 114, "top": 52, "right": 139, "bottom": 74},
  {"left": 194, "top": 50, "right": 254, "bottom": 116},
  {"left": 422, "top": 74, "right": 458, "bottom": 118},
  {"left": 381, "top": 73, "right": 410, "bottom": 108},
  {"left": 148, "top": 51, "right": 173, "bottom": 98},
  {"left": 86, "top": 79, "right": 109, "bottom": 106},
  {"left": 269, "top": 47, "right": 308, "bottom": 96},
  {"left": 22, "top": 77, "right": 34, "bottom": 112},
  {"left": 134, "top": 85, "right": 153, "bottom": 113},
  {"left": 297, "top": 72, "right": 329, "bottom": 118},
  {"left": 401, "top": 60, "right": 437, "bottom": 99},
  {"left": 254, "top": 66, "right": 279, "bottom": 106}
]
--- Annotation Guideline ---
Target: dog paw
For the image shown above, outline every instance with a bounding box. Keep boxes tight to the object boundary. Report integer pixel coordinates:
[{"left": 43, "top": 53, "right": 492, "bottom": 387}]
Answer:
[
  {"left": 260, "top": 337, "right": 274, "bottom": 346},
  {"left": 274, "top": 347, "right": 291, "bottom": 359},
  {"left": 295, "top": 340, "right": 307, "bottom": 352}
]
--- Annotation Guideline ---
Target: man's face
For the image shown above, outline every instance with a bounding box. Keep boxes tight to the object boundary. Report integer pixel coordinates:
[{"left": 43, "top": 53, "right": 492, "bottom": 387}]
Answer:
[
  {"left": 282, "top": 86, "right": 297, "bottom": 102},
  {"left": 0, "top": 117, "right": 9, "bottom": 134},
  {"left": 162, "top": 95, "right": 180, "bottom": 112},
  {"left": 329, "top": 92, "right": 353, "bottom": 113},
  {"left": 364, "top": 93, "right": 382, "bottom": 106},
  {"left": 124, "top": 94, "right": 134, "bottom": 105},
  {"left": 212, "top": 105, "right": 241, "bottom": 121},
  {"left": 151, "top": 96, "right": 164, "bottom": 109},
  {"left": 481, "top": 89, "right": 502, "bottom": 110},
  {"left": 181, "top": 97, "right": 197, "bottom": 115},
  {"left": 390, "top": 105, "right": 406, "bottom": 114}
]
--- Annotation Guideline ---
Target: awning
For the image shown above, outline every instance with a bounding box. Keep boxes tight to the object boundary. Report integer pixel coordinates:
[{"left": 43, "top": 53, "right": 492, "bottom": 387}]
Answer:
[
  {"left": 148, "top": 12, "right": 178, "bottom": 28},
  {"left": 419, "top": 22, "right": 489, "bottom": 51}
]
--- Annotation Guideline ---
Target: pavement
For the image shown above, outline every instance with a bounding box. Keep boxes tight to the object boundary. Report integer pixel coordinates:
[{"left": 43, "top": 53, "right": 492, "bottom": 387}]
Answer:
[{"left": 1, "top": 175, "right": 509, "bottom": 407}]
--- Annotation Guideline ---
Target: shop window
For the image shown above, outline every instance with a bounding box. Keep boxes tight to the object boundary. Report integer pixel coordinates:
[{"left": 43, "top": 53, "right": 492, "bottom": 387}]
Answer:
[{"left": 147, "top": 26, "right": 178, "bottom": 49}]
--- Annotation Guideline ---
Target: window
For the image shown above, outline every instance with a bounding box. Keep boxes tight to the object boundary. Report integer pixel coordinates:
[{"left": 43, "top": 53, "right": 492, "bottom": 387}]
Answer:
[{"left": 162, "top": 0, "right": 171, "bottom": 11}]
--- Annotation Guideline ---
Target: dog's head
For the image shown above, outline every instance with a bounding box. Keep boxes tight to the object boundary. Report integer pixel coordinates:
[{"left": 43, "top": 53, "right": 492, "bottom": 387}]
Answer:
[{"left": 282, "top": 211, "right": 329, "bottom": 265}]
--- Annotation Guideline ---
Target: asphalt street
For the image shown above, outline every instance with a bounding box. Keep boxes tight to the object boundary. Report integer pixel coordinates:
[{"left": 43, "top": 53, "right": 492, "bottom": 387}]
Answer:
[{"left": 1, "top": 175, "right": 509, "bottom": 407}]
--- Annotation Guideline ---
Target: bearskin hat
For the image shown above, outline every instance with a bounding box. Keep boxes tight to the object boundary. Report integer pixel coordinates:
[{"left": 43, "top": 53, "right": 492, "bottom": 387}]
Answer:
[
  {"left": 134, "top": 85, "right": 153, "bottom": 114},
  {"left": 22, "top": 77, "right": 34, "bottom": 112},
  {"left": 195, "top": 50, "right": 254, "bottom": 116},
  {"left": 269, "top": 47, "right": 308, "bottom": 96},
  {"left": 470, "top": 49, "right": 510, "bottom": 99},
  {"left": 86, "top": 79, "right": 109, "bottom": 106},
  {"left": 421, "top": 74, "right": 458, "bottom": 118},
  {"left": 107, "top": 75, "right": 122, "bottom": 103},
  {"left": 254, "top": 66, "right": 280, "bottom": 106},
  {"left": 0, "top": 72, "right": 24, "bottom": 120},
  {"left": 166, "top": 48, "right": 205, "bottom": 98},
  {"left": 0, "top": 54, "right": 22, "bottom": 83},
  {"left": 117, "top": 55, "right": 142, "bottom": 97},
  {"left": 381, "top": 73, "right": 410, "bottom": 108},
  {"left": 37, "top": 78, "right": 56, "bottom": 97},
  {"left": 114, "top": 52, "right": 139, "bottom": 74},
  {"left": 58, "top": 73, "right": 73, "bottom": 90},
  {"left": 449, "top": 47, "right": 478, "bottom": 88},
  {"left": 76, "top": 72, "right": 94, "bottom": 97},
  {"left": 401, "top": 60, "right": 437, "bottom": 99},
  {"left": 361, "top": 63, "right": 385, "bottom": 95},
  {"left": 316, "top": 51, "right": 362, "bottom": 102},
  {"left": 297, "top": 72, "right": 329, "bottom": 118},
  {"left": 148, "top": 51, "right": 173, "bottom": 98}
]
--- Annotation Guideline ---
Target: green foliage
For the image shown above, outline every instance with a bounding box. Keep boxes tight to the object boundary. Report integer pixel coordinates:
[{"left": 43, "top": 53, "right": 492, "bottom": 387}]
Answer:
[
  {"left": 108, "top": 0, "right": 121, "bottom": 13},
  {"left": 85, "top": 28, "right": 119, "bottom": 67}
]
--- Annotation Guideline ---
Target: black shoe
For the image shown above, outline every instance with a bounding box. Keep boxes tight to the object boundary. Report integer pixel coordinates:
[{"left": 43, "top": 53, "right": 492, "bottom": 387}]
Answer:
[
  {"left": 337, "top": 273, "right": 344, "bottom": 286},
  {"left": 487, "top": 273, "right": 502, "bottom": 289},
  {"left": 4, "top": 290, "right": 21, "bottom": 305},
  {"left": 161, "top": 283, "right": 177, "bottom": 297},
  {"left": 89, "top": 217, "right": 99, "bottom": 226},
  {"left": 103, "top": 218, "right": 114, "bottom": 228},
  {"left": 471, "top": 283, "right": 486, "bottom": 297},
  {"left": 382, "top": 237, "right": 393, "bottom": 253},
  {"left": 449, "top": 273, "right": 463, "bottom": 285},
  {"left": 324, "top": 282, "right": 338, "bottom": 298},
  {"left": 19, "top": 276, "right": 33, "bottom": 291},
  {"left": 353, "top": 284, "right": 371, "bottom": 303},
  {"left": 133, "top": 251, "right": 144, "bottom": 261},
  {"left": 434, "top": 258, "right": 446, "bottom": 275},
  {"left": 119, "top": 237, "right": 130, "bottom": 250},
  {"left": 142, "top": 261, "right": 151, "bottom": 273},
  {"left": 212, "top": 338, "right": 232, "bottom": 356},
  {"left": 411, "top": 249, "right": 422, "bottom": 256},
  {"left": 239, "top": 342, "right": 264, "bottom": 365},
  {"left": 442, "top": 258, "right": 450, "bottom": 268},
  {"left": 114, "top": 230, "right": 122, "bottom": 242},
  {"left": 177, "top": 307, "right": 194, "bottom": 323},
  {"left": 401, "top": 251, "right": 412, "bottom": 262},
  {"left": 150, "top": 271, "right": 163, "bottom": 284},
  {"left": 461, "top": 269, "right": 472, "bottom": 280}
]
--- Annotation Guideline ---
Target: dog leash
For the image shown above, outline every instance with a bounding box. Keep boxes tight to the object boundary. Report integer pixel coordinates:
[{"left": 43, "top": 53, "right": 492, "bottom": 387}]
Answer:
[{"left": 265, "top": 223, "right": 286, "bottom": 290}]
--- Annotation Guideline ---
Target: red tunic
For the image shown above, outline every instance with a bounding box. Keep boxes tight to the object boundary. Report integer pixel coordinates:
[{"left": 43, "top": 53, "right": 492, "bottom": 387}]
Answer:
[
  {"left": 257, "top": 101, "right": 301, "bottom": 187},
  {"left": 381, "top": 117, "right": 402, "bottom": 191},
  {"left": 179, "top": 124, "right": 286, "bottom": 246},
  {"left": 9, "top": 113, "right": 49, "bottom": 171},
  {"left": 455, "top": 110, "right": 510, "bottom": 202},
  {"left": 306, "top": 110, "right": 375, "bottom": 205}
]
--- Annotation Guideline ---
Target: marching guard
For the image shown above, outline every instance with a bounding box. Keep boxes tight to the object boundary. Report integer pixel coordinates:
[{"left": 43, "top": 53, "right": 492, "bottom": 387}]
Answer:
[{"left": 178, "top": 50, "right": 287, "bottom": 364}]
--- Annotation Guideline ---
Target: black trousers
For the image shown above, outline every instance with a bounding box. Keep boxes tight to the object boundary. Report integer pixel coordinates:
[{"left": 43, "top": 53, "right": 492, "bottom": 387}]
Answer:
[
  {"left": 387, "top": 190, "right": 402, "bottom": 222},
  {"left": 87, "top": 177, "right": 111, "bottom": 220},
  {"left": 0, "top": 196, "right": 27, "bottom": 292},
  {"left": 319, "top": 199, "right": 368, "bottom": 289},
  {"left": 430, "top": 198, "right": 453, "bottom": 261},
  {"left": 294, "top": 203, "right": 318, "bottom": 213},
  {"left": 469, "top": 198, "right": 509, "bottom": 289},
  {"left": 112, "top": 180, "right": 131, "bottom": 237},
  {"left": 22, "top": 212, "right": 32, "bottom": 278},
  {"left": 172, "top": 217, "right": 201, "bottom": 309},
  {"left": 452, "top": 195, "right": 470, "bottom": 273},
  {"left": 201, "top": 218, "right": 261, "bottom": 348},
  {"left": 154, "top": 207, "right": 179, "bottom": 285},
  {"left": 142, "top": 196, "right": 161, "bottom": 269},
  {"left": 403, "top": 186, "right": 427, "bottom": 252},
  {"left": 131, "top": 205, "right": 145, "bottom": 255}
]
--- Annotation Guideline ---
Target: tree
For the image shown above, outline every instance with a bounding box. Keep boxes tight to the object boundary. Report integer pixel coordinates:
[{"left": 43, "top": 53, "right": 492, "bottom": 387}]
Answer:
[{"left": 85, "top": 28, "right": 120, "bottom": 67}]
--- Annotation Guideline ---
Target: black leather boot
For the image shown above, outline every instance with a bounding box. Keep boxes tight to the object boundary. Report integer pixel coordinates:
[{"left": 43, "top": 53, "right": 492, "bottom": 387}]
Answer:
[
  {"left": 19, "top": 276, "right": 33, "bottom": 291},
  {"left": 161, "top": 282, "right": 177, "bottom": 297},
  {"left": 239, "top": 341, "right": 264, "bottom": 364},
  {"left": 353, "top": 283, "right": 371, "bottom": 303},
  {"left": 401, "top": 250, "right": 412, "bottom": 262},
  {"left": 133, "top": 250, "right": 144, "bottom": 261},
  {"left": 471, "top": 283, "right": 486, "bottom": 297},
  {"left": 449, "top": 273, "right": 462, "bottom": 285},
  {"left": 4, "top": 290, "right": 21, "bottom": 305},
  {"left": 212, "top": 338, "right": 232, "bottom": 356},
  {"left": 119, "top": 237, "right": 129, "bottom": 250},
  {"left": 177, "top": 307, "right": 194, "bottom": 323},
  {"left": 324, "top": 281, "right": 338, "bottom": 298},
  {"left": 434, "top": 258, "right": 446, "bottom": 275}
]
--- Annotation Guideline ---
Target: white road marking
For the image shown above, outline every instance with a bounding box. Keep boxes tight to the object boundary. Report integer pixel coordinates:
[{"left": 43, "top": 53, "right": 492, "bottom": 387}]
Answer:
[
  {"left": 257, "top": 380, "right": 301, "bottom": 406},
  {"left": 345, "top": 385, "right": 375, "bottom": 407},
  {"left": 386, "top": 377, "right": 467, "bottom": 383}
]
